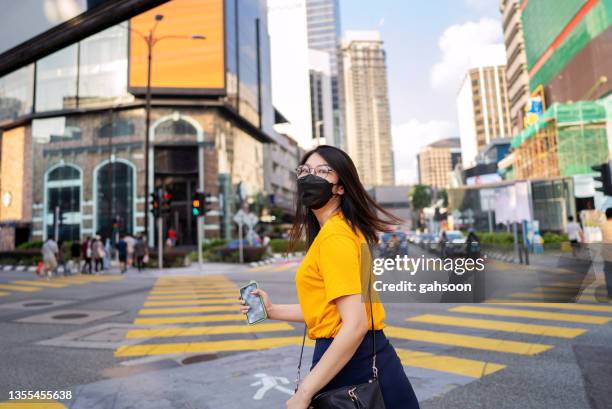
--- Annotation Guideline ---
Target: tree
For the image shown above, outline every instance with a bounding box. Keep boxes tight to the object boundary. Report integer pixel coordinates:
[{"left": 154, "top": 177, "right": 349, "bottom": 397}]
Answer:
[
  {"left": 410, "top": 185, "right": 432, "bottom": 211},
  {"left": 410, "top": 185, "right": 432, "bottom": 229}
]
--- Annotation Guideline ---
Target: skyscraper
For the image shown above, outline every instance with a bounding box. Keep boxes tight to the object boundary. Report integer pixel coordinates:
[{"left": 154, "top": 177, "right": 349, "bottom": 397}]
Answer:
[
  {"left": 306, "top": 0, "right": 344, "bottom": 148},
  {"left": 417, "top": 138, "right": 462, "bottom": 189},
  {"left": 341, "top": 31, "right": 394, "bottom": 187},
  {"left": 457, "top": 45, "right": 512, "bottom": 168},
  {"left": 499, "top": 0, "right": 530, "bottom": 135}
]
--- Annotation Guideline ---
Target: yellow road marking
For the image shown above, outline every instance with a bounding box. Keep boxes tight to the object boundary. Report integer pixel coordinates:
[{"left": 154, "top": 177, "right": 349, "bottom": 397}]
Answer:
[
  {"left": 394, "top": 348, "right": 506, "bottom": 378},
  {"left": 134, "top": 314, "right": 246, "bottom": 325},
  {"left": 138, "top": 305, "right": 239, "bottom": 315},
  {"left": 385, "top": 325, "right": 552, "bottom": 355},
  {"left": 115, "top": 336, "right": 310, "bottom": 357},
  {"left": 0, "top": 284, "right": 40, "bottom": 292},
  {"left": 149, "top": 290, "right": 239, "bottom": 295},
  {"left": 0, "top": 292, "right": 9, "bottom": 297},
  {"left": 485, "top": 301, "right": 612, "bottom": 313},
  {"left": 0, "top": 400, "right": 67, "bottom": 408},
  {"left": 533, "top": 286, "right": 595, "bottom": 293},
  {"left": 270, "top": 263, "right": 299, "bottom": 272},
  {"left": 450, "top": 305, "right": 611, "bottom": 324},
  {"left": 144, "top": 298, "right": 237, "bottom": 306},
  {"left": 407, "top": 314, "right": 585, "bottom": 339},
  {"left": 146, "top": 294, "right": 236, "bottom": 300},
  {"left": 11, "top": 280, "right": 68, "bottom": 288},
  {"left": 510, "top": 292, "right": 584, "bottom": 300},
  {"left": 151, "top": 286, "right": 237, "bottom": 291},
  {"left": 126, "top": 322, "right": 295, "bottom": 339}
]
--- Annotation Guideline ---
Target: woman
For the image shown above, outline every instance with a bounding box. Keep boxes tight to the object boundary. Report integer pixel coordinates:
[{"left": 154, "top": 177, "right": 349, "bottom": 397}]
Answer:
[{"left": 240, "top": 145, "right": 420, "bottom": 409}]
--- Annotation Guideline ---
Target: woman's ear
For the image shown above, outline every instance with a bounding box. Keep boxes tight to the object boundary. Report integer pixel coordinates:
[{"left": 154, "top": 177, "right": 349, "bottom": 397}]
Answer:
[{"left": 335, "top": 184, "right": 345, "bottom": 195}]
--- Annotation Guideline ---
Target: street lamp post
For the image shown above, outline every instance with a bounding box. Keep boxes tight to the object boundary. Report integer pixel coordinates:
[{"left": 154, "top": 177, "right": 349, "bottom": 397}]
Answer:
[{"left": 130, "top": 14, "right": 205, "bottom": 242}]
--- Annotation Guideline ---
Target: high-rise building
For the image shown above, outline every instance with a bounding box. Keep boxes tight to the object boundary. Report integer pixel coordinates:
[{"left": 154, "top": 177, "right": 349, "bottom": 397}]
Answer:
[
  {"left": 305, "top": 0, "right": 344, "bottom": 149},
  {"left": 499, "top": 0, "right": 530, "bottom": 135},
  {"left": 341, "top": 31, "right": 394, "bottom": 187},
  {"left": 417, "top": 138, "right": 462, "bottom": 189},
  {"left": 0, "top": 0, "right": 279, "bottom": 248},
  {"left": 309, "top": 49, "right": 334, "bottom": 146},
  {"left": 457, "top": 45, "right": 512, "bottom": 168}
]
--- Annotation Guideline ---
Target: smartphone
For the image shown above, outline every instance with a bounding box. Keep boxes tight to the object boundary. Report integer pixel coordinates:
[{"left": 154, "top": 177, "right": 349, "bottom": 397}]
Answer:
[{"left": 239, "top": 281, "right": 267, "bottom": 325}]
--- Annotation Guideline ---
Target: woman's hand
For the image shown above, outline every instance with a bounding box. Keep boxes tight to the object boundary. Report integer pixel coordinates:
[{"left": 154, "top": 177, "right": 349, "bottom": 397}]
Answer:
[
  {"left": 239, "top": 288, "right": 274, "bottom": 318},
  {"left": 286, "top": 387, "right": 312, "bottom": 409}
]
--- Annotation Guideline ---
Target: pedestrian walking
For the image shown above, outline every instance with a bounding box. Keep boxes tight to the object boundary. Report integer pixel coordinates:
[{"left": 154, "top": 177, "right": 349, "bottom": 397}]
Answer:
[
  {"left": 566, "top": 216, "right": 583, "bottom": 256},
  {"left": 70, "top": 240, "right": 81, "bottom": 275},
  {"left": 124, "top": 233, "right": 136, "bottom": 267},
  {"left": 103, "top": 238, "right": 112, "bottom": 270},
  {"left": 134, "top": 235, "right": 147, "bottom": 272},
  {"left": 81, "top": 237, "right": 93, "bottom": 274},
  {"left": 601, "top": 208, "right": 612, "bottom": 298},
  {"left": 57, "top": 240, "right": 67, "bottom": 276},
  {"left": 167, "top": 227, "right": 177, "bottom": 247},
  {"left": 41, "top": 237, "right": 59, "bottom": 279},
  {"left": 92, "top": 236, "right": 105, "bottom": 273},
  {"left": 116, "top": 236, "right": 128, "bottom": 274},
  {"left": 239, "top": 145, "right": 420, "bottom": 409}
]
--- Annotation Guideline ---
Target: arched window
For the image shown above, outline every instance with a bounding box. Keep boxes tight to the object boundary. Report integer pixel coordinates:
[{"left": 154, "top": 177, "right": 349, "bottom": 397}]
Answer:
[
  {"left": 155, "top": 118, "right": 197, "bottom": 137},
  {"left": 45, "top": 165, "right": 81, "bottom": 240},
  {"left": 96, "top": 161, "right": 134, "bottom": 238}
]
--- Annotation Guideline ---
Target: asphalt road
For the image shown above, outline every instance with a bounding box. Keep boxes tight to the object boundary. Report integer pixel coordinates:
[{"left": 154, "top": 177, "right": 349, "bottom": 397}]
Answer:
[{"left": 0, "top": 247, "right": 610, "bottom": 409}]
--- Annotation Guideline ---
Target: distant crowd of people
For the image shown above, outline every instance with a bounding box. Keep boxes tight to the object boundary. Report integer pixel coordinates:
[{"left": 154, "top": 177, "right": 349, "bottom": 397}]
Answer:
[{"left": 39, "top": 234, "right": 149, "bottom": 278}]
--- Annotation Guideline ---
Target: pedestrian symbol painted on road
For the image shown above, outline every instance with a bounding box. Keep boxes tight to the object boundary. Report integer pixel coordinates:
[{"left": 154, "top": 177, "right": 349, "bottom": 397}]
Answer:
[{"left": 250, "top": 373, "right": 293, "bottom": 400}]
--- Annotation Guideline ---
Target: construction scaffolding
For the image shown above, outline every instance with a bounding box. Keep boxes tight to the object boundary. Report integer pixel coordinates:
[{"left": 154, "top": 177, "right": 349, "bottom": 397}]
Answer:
[{"left": 511, "top": 100, "right": 612, "bottom": 179}]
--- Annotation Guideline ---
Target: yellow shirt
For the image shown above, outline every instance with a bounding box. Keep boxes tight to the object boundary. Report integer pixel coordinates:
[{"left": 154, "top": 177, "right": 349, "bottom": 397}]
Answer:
[{"left": 295, "top": 212, "right": 386, "bottom": 339}]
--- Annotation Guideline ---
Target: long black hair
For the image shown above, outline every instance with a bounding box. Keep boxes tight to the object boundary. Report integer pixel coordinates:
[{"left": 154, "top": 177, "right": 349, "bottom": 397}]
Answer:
[{"left": 289, "top": 145, "right": 402, "bottom": 249}]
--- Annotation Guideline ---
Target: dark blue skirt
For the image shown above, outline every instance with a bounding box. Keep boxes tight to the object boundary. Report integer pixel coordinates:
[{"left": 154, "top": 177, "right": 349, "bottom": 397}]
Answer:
[{"left": 311, "top": 330, "right": 420, "bottom": 409}]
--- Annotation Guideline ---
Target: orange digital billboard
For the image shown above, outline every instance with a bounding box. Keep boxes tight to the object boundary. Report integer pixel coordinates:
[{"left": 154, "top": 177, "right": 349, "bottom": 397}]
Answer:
[{"left": 129, "top": 0, "right": 225, "bottom": 94}]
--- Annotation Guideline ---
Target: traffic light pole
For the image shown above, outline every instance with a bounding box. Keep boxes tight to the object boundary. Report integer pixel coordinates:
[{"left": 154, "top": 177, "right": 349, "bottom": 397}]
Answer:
[
  {"left": 197, "top": 143, "right": 205, "bottom": 270},
  {"left": 158, "top": 215, "right": 163, "bottom": 269}
]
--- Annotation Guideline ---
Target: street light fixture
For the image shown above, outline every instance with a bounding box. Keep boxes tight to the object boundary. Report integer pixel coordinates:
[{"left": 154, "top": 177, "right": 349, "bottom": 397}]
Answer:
[{"left": 128, "top": 14, "right": 206, "bottom": 241}]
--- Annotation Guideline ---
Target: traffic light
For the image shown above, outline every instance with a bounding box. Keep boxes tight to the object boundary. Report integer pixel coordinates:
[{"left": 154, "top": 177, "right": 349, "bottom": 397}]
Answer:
[
  {"left": 592, "top": 161, "right": 612, "bottom": 196},
  {"left": 150, "top": 192, "right": 159, "bottom": 218},
  {"left": 161, "top": 191, "right": 172, "bottom": 215},
  {"left": 191, "top": 192, "right": 207, "bottom": 217}
]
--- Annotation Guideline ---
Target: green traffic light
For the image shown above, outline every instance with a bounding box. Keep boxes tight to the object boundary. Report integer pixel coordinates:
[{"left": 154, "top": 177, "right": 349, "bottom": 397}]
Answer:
[{"left": 192, "top": 208, "right": 199, "bottom": 216}]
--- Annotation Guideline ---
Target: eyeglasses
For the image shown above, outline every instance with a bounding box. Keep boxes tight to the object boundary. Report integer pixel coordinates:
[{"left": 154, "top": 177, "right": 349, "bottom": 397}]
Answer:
[{"left": 295, "top": 164, "right": 335, "bottom": 179}]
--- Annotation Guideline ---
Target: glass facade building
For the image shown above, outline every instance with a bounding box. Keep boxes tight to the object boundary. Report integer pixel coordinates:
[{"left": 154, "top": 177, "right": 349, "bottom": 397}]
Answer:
[{"left": 0, "top": 0, "right": 276, "bottom": 249}]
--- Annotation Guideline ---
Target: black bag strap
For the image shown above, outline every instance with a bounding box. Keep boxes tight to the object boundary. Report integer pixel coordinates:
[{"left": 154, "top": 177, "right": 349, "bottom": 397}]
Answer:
[{"left": 295, "top": 265, "right": 378, "bottom": 392}]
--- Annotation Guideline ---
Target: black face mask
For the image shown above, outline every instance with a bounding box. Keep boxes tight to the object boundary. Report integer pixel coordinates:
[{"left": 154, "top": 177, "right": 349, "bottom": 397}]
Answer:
[{"left": 297, "top": 174, "right": 336, "bottom": 210}]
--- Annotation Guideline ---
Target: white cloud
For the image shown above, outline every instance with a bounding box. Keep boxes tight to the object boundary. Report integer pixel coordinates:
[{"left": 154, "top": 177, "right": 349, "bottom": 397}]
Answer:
[
  {"left": 430, "top": 18, "right": 503, "bottom": 92},
  {"left": 392, "top": 119, "right": 457, "bottom": 185}
]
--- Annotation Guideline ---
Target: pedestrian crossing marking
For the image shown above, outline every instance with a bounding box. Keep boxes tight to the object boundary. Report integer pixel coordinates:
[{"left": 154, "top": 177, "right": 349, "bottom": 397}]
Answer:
[
  {"left": 149, "top": 290, "right": 238, "bottom": 296},
  {"left": 0, "top": 400, "right": 67, "bottom": 408},
  {"left": 11, "top": 280, "right": 69, "bottom": 288},
  {"left": 0, "top": 291, "right": 9, "bottom": 297},
  {"left": 484, "top": 301, "right": 612, "bottom": 313},
  {"left": 146, "top": 294, "right": 236, "bottom": 300},
  {"left": 450, "top": 305, "right": 611, "bottom": 324},
  {"left": 406, "top": 314, "right": 586, "bottom": 339},
  {"left": 134, "top": 313, "right": 246, "bottom": 325},
  {"left": 532, "top": 286, "right": 595, "bottom": 293},
  {"left": 126, "top": 322, "right": 295, "bottom": 339},
  {"left": 385, "top": 325, "right": 552, "bottom": 355},
  {"left": 509, "top": 292, "right": 609, "bottom": 303},
  {"left": 114, "top": 336, "right": 312, "bottom": 357},
  {"left": 0, "top": 284, "right": 41, "bottom": 292},
  {"left": 144, "top": 298, "right": 237, "bottom": 307},
  {"left": 138, "top": 305, "right": 240, "bottom": 315},
  {"left": 394, "top": 348, "right": 506, "bottom": 378}
]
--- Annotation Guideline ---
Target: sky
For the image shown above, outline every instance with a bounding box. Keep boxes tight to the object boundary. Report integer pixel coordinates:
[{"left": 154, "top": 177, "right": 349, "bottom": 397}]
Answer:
[{"left": 340, "top": 0, "right": 503, "bottom": 185}]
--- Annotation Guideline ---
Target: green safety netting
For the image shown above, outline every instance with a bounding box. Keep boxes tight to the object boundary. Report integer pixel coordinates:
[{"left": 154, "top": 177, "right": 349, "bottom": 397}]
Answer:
[
  {"left": 522, "top": 0, "right": 587, "bottom": 70},
  {"left": 511, "top": 99, "right": 612, "bottom": 149},
  {"left": 512, "top": 98, "right": 612, "bottom": 176}
]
